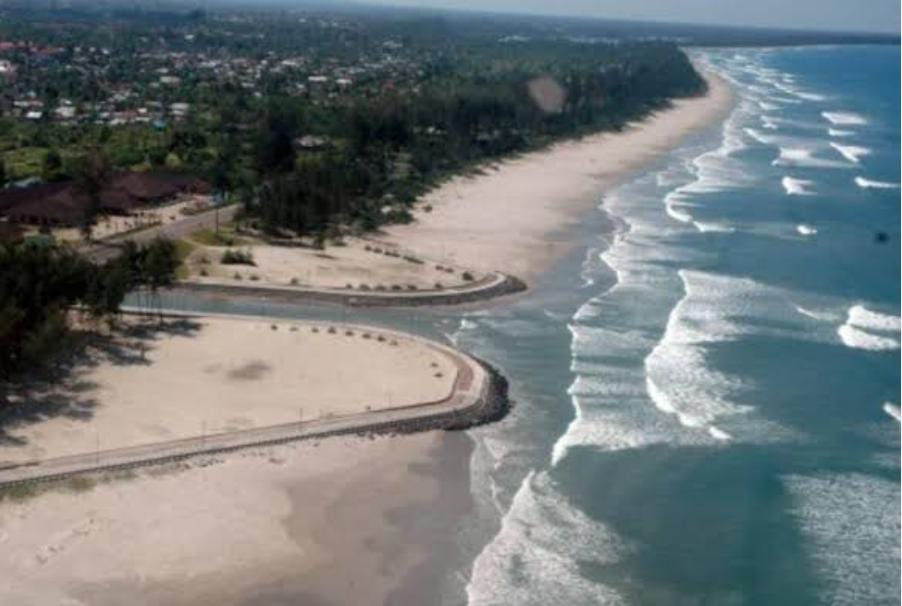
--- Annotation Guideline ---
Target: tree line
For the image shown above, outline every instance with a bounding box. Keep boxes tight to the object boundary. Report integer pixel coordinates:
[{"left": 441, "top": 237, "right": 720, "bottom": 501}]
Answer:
[{"left": 0, "top": 238, "right": 178, "bottom": 382}]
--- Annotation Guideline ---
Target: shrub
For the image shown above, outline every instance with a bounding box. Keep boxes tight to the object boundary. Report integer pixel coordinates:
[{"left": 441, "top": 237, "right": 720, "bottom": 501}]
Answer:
[
  {"left": 375, "top": 284, "right": 387, "bottom": 291},
  {"left": 377, "top": 335, "right": 386, "bottom": 342},
  {"left": 424, "top": 204, "right": 433, "bottom": 213},
  {"left": 289, "top": 277, "right": 299, "bottom": 286},
  {"left": 312, "top": 327, "right": 319, "bottom": 333},
  {"left": 345, "top": 330, "right": 354, "bottom": 336},
  {"left": 406, "top": 284, "right": 417, "bottom": 291},
  {"left": 359, "top": 283, "right": 371, "bottom": 291},
  {"left": 328, "top": 326, "right": 336, "bottom": 334},
  {"left": 233, "top": 272, "right": 243, "bottom": 280},
  {"left": 434, "top": 282, "right": 444, "bottom": 289},
  {"left": 391, "top": 284, "right": 402, "bottom": 291},
  {"left": 221, "top": 249, "right": 255, "bottom": 266},
  {"left": 362, "top": 332, "right": 372, "bottom": 339},
  {"left": 462, "top": 271, "right": 475, "bottom": 282},
  {"left": 271, "top": 324, "right": 278, "bottom": 330},
  {"left": 364, "top": 245, "right": 372, "bottom": 251},
  {"left": 199, "top": 268, "right": 208, "bottom": 277},
  {"left": 249, "top": 274, "right": 260, "bottom": 281}
]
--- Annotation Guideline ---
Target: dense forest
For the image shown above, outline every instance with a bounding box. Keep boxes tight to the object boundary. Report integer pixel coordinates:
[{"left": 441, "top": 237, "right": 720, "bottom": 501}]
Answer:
[{"left": 247, "top": 42, "right": 705, "bottom": 235}]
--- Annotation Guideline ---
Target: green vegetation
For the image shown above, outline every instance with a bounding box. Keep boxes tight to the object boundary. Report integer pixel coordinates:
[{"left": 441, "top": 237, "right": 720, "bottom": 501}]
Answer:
[
  {"left": 0, "top": 7, "right": 705, "bottom": 242},
  {"left": 0, "top": 238, "right": 179, "bottom": 381},
  {"left": 220, "top": 249, "right": 255, "bottom": 266}
]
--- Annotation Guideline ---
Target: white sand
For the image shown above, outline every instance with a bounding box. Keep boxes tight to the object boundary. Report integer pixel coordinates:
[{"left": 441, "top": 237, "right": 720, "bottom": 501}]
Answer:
[
  {"left": 186, "top": 236, "right": 482, "bottom": 292},
  {"left": 383, "top": 72, "right": 734, "bottom": 282},
  {"left": 0, "top": 317, "right": 456, "bottom": 463},
  {"left": 0, "top": 431, "right": 471, "bottom": 606}
]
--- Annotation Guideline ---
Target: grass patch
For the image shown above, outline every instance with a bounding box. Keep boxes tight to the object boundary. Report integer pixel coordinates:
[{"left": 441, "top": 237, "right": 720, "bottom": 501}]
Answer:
[
  {"left": 189, "top": 227, "right": 250, "bottom": 247},
  {"left": 67, "top": 475, "right": 96, "bottom": 493},
  {"left": 0, "top": 482, "right": 40, "bottom": 503},
  {"left": 174, "top": 239, "right": 196, "bottom": 280}
]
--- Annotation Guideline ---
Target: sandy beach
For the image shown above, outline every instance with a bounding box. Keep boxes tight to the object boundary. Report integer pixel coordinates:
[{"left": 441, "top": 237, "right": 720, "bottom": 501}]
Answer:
[
  {"left": 0, "top": 432, "right": 473, "bottom": 606},
  {"left": 383, "top": 71, "right": 734, "bottom": 283},
  {"left": 0, "top": 73, "right": 734, "bottom": 605},
  {"left": 0, "top": 316, "right": 457, "bottom": 463}
]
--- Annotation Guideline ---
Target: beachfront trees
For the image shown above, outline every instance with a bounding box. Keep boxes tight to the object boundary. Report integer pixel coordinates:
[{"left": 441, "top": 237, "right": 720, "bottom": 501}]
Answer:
[
  {"left": 0, "top": 238, "right": 180, "bottom": 382},
  {"left": 74, "top": 150, "right": 112, "bottom": 241}
]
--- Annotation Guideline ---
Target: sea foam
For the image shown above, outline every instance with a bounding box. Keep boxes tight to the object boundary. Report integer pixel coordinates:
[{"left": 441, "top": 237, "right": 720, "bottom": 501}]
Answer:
[
  {"left": 854, "top": 176, "right": 900, "bottom": 189},
  {"left": 782, "top": 176, "right": 815, "bottom": 195},
  {"left": 829, "top": 142, "right": 871, "bottom": 163},
  {"left": 821, "top": 111, "right": 868, "bottom": 126},
  {"left": 796, "top": 224, "right": 818, "bottom": 236},
  {"left": 837, "top": 305, "right": 901, "bottom": 351}
]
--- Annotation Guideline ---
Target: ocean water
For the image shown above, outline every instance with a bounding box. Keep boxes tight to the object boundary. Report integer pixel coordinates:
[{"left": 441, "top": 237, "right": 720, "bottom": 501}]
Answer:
[
  {"left": 139, "top": 45, "right": 900, "bottom": 606},
  {"left": 458, "top": 45, "right": 900, "bottom": 606}
]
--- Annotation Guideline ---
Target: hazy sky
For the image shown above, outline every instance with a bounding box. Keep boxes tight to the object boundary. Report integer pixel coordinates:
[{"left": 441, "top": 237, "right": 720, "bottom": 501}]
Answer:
[{"left": 364, "top": 0, "right": 901, "bottom": 34}]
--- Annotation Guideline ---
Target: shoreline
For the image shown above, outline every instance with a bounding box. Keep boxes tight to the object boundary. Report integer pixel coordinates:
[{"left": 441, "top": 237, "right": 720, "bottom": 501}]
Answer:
[
  {"left": 425, "top": 67, "right": 738, "bottom": 603},
  {"left": 0, "top": 70, "right": 737, "bottom": 606},
  {"left": 381, "top": 69, "right": 735, "bottom": 286}
]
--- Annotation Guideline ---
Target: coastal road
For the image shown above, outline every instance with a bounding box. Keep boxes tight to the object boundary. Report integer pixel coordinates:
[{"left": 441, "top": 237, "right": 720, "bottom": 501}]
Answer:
[{"left": 85, "top": 204, "right": 240, "bottom": 263}]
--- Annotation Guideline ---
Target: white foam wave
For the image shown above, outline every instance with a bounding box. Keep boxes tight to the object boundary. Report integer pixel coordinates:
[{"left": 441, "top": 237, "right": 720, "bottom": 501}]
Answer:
[
  {"left": 773, "top": 147, "right": 851, "bottom": 169},
  {"left": 829, "top": 142, "right": 871, "bottom": 163},
  {"left": 848, "top": 305, "right": 901, "bottom": 332},
  {"left": 796, "top": 224, "right": 817, "bottom": 236},
  {"left": 465, "top": 471, "right": 629, "bottom": 606},
  {"left": 708, "top": 425, "right": 733, "bottom": 441},
  {"left": 883, "top": 402, "right": 901, "bottom": 423},
  {"left": 837, "top": 305, "right": 901, "bottom": 351},
  {"left": 693, "top": 221, "right": 735, "bottom": 233},
  {"left": 854, "top": 176, "right": 900, "bottom": 189},
  {"left": 828, "top": 128, "right": 854, "bottom": 137},
  {"left": 838, "top": 325, "right": 899, "bottom": 351},
  {"left": 744, "top": 127, "right": 775, "bottom": 145},
  {"left": 794, "top": 305, "right": 837, "bottom": 321},
  {"left": 782, "top": 176, "right": 816, "bottom": 196},
  {"left": 665, "top": 201, "right": 693, "bottom": 224},
  {"left": 761, "top": 115, "right": 780, "bottom": 130},
  {"left": 644, "top": 270, "right": 756, "bottom": 435},
  {"left": 821, "top": 111, "right": 868, "bottom": 126}
]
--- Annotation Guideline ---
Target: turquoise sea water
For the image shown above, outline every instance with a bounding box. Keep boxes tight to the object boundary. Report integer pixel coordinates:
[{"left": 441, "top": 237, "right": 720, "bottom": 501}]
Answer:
[
  {"left": 458, "top": 45, "right": 900, "bottom": 606},
  {"left": 143, "top": 45, "right": 900, "bottom": 605}
]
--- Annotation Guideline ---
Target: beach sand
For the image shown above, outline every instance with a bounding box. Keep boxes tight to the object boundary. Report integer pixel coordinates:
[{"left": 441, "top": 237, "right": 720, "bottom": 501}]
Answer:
[
  {"left": 0, "top": 316, "right": 456, "bottom": 463},
  {"left": 0, "top": 73, "right": 734, "bottom": 605},
  {"left": 183, "top": 236, "right": 485, "bottom": 293},
  {"left": 0, "top": 431, "right": 473, "bottom": 606},
  {"left": 383, "top": 72, "right": 733, "bottom": 283}
]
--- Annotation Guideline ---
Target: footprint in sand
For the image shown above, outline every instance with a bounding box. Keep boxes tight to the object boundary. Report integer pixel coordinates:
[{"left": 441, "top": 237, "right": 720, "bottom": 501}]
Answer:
[{"left": 34, "top": 518, "right": 98, "bottom": 565}]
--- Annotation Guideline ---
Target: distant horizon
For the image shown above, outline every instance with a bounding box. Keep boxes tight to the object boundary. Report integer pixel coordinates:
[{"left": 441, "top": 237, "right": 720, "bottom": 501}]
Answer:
[
  {"left": 355, "top": 0, "right": 901, "bottom": 35},
  {"left": 15, "top": 1, "right": 902, "bottom": 37}
]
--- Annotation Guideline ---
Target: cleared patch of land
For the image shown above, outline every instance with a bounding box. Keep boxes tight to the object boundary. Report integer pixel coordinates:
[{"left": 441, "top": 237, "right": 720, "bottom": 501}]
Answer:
[{"left": 181, "top": 231, "right": 485, "bottom": 294}]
